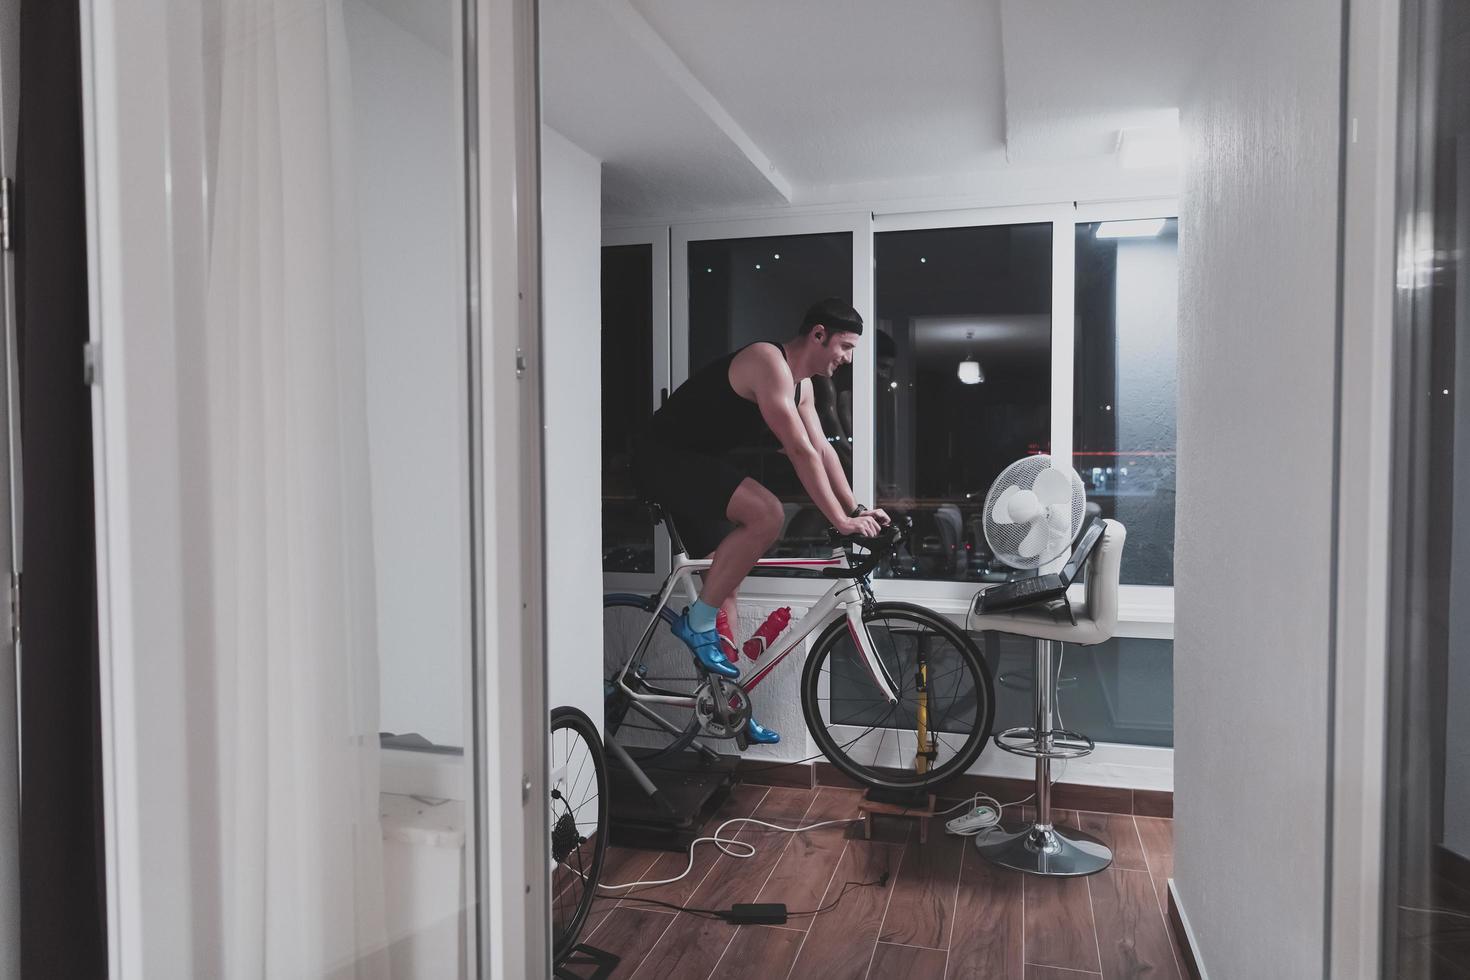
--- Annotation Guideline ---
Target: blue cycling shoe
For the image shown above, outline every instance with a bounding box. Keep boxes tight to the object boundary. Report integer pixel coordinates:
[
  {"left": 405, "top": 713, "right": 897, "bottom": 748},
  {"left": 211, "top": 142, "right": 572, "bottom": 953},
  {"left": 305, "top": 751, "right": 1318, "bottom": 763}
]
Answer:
[
  {"left": 671, "top": 609, "right": 740, "bottom": 679},
  {"left": 745, "top": 718, "right": 780, "bottom": 744}
]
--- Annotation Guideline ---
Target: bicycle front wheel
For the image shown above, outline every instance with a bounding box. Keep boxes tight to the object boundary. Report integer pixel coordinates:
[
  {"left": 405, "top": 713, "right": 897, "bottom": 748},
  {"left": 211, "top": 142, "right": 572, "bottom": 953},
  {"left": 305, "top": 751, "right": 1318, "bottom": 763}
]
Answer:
[{"left": 801, "top": 602, "right": 994, "bottom": 792}]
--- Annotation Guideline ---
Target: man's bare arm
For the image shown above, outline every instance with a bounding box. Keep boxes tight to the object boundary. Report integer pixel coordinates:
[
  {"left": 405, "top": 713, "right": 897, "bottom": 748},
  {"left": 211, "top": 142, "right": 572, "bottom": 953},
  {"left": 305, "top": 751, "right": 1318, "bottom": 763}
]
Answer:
[
  {"left": 797, "top": 381, "right": 858, "bottom": 514},
  {"left": 730, "top": 346, "right": 875, "bottom": 535}
]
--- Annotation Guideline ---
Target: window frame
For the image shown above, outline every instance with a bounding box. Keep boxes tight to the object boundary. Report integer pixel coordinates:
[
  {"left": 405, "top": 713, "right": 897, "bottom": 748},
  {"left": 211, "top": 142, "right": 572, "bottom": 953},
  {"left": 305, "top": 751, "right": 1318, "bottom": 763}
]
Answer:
[
  {"left": 602, "top": 225, "right": 671, "bottom": 592},
  {"left": 602, "top": 199, "right": 1179, "bottom": 637},
  {"left": 871, "top": 202, "right": 1074, "bottom": 605}
]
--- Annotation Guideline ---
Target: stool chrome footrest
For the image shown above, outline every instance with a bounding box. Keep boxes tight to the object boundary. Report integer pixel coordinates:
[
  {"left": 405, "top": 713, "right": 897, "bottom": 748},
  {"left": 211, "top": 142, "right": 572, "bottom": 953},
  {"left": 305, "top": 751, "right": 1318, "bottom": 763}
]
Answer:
[
  {"left": 975, "top": 824, "right": 1113, "bottom": 877},
  {"left": 993, "top": 726, "right": 1095, "bottom": 760},
  {"left": 975, "top": 637, "right": 1114, "bottom": 878}
]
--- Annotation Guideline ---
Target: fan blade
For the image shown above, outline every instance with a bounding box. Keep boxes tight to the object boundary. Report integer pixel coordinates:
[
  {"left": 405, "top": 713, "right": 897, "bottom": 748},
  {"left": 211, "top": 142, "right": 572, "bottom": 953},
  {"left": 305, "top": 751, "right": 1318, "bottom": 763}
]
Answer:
[
  {"left": 990, "top": 484, "right": 1020, "bottom": 525},
  {"left": 1018, "top": 520, "right": 1048, "bottom": 558},
  {"left": 1033, "top": 466, "right": 1074, "bottom": 507},
  {"left": 1045, "top": 504, "right": 1072, "bottom": 533}
]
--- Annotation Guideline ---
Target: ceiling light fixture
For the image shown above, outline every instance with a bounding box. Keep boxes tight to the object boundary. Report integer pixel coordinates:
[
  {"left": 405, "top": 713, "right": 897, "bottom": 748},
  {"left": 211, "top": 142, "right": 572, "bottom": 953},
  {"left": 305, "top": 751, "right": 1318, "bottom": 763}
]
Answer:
[
  {"left": 1096, "top": 218, "right": 1166, "bottom": 239},
  {"left": 958, "top": 330, "right": 984, "bottom": 385}
]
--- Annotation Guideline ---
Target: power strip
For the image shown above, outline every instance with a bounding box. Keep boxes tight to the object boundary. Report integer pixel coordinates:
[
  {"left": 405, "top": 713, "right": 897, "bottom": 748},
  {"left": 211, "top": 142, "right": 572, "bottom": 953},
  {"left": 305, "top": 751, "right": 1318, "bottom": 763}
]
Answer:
[{"left": 945, "top": 805, "right": 1000, "bottom": 836}]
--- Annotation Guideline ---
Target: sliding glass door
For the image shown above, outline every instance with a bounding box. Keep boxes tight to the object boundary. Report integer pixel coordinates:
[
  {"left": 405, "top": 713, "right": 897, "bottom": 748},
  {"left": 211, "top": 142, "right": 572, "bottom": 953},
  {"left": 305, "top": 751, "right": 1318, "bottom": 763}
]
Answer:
[{"left": 82, "top": 0, "right": 497, "bottom": 974}]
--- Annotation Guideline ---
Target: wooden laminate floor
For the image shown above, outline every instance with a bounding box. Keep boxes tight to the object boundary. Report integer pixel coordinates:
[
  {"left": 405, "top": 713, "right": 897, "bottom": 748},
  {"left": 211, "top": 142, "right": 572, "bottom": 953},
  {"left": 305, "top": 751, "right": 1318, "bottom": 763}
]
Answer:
[{"left": 562, "top": 783, "right": 1186, "bottom": 980}]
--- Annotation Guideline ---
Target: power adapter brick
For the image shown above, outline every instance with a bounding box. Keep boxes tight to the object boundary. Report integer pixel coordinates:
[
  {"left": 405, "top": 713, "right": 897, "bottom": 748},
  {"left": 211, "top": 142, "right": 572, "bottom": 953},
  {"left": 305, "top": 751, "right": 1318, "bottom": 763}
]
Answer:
[{"left": 725, "top": 903, "right": 788, "bottom": 925}]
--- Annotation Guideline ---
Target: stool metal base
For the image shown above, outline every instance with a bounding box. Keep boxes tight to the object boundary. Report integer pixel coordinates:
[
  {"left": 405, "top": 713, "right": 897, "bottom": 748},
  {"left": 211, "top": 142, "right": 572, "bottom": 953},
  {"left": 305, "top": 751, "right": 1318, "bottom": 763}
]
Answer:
[{"left": 976, "top": 823, "right": 1113, "bottom": 877}]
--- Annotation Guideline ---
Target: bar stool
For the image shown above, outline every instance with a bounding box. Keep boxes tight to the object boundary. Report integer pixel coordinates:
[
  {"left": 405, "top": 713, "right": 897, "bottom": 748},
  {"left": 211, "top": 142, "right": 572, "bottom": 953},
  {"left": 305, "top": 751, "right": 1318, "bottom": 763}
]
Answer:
[{"left": 966, "top": 519, "right": 1127, "bottom": 877}]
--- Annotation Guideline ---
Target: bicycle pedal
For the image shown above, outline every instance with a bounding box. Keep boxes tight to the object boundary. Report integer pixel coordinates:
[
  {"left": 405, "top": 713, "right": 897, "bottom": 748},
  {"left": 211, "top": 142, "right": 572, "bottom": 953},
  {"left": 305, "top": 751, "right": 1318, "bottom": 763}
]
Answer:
[{"left": 945, "top": 806, "right": 1000, "bottom": 835}]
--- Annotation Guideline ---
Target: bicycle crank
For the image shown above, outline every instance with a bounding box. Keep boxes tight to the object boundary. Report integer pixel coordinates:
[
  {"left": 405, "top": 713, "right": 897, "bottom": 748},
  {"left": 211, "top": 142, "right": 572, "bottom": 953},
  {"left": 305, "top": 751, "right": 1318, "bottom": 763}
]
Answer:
[{"left": 694, "top": 677, "right": 754, "bottom": 740}]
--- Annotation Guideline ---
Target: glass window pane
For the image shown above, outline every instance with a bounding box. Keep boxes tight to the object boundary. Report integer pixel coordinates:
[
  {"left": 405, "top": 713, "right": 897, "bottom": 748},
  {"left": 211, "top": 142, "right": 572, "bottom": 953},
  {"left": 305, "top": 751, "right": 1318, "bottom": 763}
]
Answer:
[
  {"left": 874, "top": 224, "right": 1053, "bottom": 581},
  {"left": 686, "top": 232, "right": 853, "bottom": 563},
  {"left": 976, "top": 633, "right": 1174, "bottom": 747},
  {"left": 602, "top": 244, "right": 655, "bottom": 573},
  {"left": 1074, "top": 218, "right": 1179, "bottom": 586}
]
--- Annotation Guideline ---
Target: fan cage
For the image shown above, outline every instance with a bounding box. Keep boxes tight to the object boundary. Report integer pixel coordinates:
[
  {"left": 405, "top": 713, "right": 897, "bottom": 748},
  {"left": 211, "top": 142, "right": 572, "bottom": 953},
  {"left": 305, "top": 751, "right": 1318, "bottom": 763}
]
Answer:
[{"left": 981, "top": 455, "right": 1086, "bottom": 569}]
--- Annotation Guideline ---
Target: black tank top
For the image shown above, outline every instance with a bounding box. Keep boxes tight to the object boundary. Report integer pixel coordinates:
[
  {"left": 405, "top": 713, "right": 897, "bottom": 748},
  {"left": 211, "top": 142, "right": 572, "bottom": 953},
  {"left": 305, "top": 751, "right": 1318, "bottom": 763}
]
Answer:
[{"left": 647, "top": 342, "right": 800, "bottom": 454}]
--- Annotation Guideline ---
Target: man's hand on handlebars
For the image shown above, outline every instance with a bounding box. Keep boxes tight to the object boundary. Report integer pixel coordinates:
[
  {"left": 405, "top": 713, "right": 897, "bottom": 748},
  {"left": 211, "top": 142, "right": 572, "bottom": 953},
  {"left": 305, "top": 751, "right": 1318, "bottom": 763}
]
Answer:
[
  {"left": 864, "top": 507, "right": 893, "bottom": 527},
  {"left": 835, "top": 513, "right": 883, "bottom": 538}
]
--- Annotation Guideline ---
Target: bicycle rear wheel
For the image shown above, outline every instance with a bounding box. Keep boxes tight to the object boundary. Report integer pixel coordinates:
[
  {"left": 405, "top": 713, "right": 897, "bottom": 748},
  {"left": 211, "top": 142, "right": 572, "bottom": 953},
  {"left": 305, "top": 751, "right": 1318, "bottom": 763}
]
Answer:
[
  {"left": 602, "top": 593, "right": 703, "bottom": 765},
  {"left": 550, "top": 706, "right": 608, "bottom": 964},
  {"left": 800, "top": 602, "right": 994, "bottom": 792}
]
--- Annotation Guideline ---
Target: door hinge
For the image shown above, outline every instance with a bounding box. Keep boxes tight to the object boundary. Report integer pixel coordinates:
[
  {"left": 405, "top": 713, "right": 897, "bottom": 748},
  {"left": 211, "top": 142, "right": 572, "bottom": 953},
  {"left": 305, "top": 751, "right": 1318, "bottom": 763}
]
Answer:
[
  {"left": 8, "top": 573, "right": 18, "bottom": 646},
  {"left": 83, "top": 342, "right": 100, "bottom": 386},
  {"left": 1, "top": 177, "right": 12, "bottom": 252}
]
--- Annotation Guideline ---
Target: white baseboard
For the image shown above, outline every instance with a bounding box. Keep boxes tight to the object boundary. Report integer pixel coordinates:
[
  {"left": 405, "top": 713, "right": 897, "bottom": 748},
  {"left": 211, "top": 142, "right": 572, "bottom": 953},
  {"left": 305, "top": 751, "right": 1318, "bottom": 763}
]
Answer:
[{"left": 1168, "top": 878, "right": 1209, "bottom": 979}]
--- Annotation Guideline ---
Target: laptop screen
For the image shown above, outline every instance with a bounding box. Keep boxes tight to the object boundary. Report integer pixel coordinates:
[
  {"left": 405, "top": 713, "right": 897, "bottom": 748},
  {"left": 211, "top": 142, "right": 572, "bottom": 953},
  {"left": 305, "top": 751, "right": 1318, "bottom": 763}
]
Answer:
[{"left": 1059, "top": 519, "right": 1104, "bottom": 586}]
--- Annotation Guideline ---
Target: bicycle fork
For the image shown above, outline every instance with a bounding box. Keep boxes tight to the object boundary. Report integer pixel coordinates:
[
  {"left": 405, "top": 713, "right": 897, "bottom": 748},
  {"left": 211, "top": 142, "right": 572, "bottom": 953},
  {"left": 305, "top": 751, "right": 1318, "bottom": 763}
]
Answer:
[{"left": 842, "top": 601, "right": 902, "bottom": 706}]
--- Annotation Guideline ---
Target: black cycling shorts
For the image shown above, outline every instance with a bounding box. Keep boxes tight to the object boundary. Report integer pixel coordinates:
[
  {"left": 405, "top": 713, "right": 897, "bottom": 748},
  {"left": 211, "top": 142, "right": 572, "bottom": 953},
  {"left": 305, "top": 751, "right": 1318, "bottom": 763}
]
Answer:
[{"left": 632, "top": 436, "right": 752, "bottom": 558}]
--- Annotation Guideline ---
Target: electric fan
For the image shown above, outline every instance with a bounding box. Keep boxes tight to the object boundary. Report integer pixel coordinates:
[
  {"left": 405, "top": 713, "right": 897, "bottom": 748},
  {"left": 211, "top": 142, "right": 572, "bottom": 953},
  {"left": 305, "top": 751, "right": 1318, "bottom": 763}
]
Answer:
[{"left": 982, "top": 455, "right": 1086, "bottom": 568}]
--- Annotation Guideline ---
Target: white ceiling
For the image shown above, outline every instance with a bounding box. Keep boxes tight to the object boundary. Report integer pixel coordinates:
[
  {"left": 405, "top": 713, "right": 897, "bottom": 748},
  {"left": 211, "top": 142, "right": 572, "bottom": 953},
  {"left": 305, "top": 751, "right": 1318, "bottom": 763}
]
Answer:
[
  {"left": 540, "top": 0, "right": 1208, "bottom": 221},
  {"left": 999, "top": 0, "right": 1202, "bottom": 164}
]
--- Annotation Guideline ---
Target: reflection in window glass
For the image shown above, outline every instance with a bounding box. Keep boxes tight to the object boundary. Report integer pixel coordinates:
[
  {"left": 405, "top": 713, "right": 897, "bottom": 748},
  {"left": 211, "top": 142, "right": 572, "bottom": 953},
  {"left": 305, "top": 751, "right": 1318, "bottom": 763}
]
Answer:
[
  {"left": 978, "top": 633, "right": 1174, "bottom": 747},
  {"left": 1381, "top": 4, "right": 1469, "bottom": 968},
  {"left": 1074, "top": 219, "right": 1179, "bottom": 586},
  {"left": 602, "top": 244, "right": 655, "bottom": 572},
  {"left": 687, "top": 232, "right": 853, "bottom": 562},
  {"left": 874, "top": 224, "right": 1052, "bottom": 581}
]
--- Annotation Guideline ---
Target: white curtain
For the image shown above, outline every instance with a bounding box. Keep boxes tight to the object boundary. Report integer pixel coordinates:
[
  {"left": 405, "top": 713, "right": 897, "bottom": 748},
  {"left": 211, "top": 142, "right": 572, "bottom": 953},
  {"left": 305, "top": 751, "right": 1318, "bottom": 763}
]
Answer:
[{"left": 206, "top": 1, "right": 387, "bottom": 976}]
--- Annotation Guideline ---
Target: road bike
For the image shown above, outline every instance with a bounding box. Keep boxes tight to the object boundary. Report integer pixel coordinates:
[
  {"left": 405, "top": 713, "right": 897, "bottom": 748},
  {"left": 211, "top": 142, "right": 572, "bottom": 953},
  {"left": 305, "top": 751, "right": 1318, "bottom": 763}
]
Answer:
[{"left": 602, "top": 510, "right": 995, "bottom": 792}]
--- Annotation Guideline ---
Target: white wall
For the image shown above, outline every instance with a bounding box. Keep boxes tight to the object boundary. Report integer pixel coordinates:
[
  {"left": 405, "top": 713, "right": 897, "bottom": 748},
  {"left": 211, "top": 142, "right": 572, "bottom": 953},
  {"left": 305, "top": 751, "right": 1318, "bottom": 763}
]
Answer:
[
  {"left": 542, "top": 125, "right": 604, "bottom": 724},
  {"left": 345, "top": 0, "right": 468, "bottom": 748},
  {"left": 1174, "top": 3, "right": 1343, "bottom": 976}
]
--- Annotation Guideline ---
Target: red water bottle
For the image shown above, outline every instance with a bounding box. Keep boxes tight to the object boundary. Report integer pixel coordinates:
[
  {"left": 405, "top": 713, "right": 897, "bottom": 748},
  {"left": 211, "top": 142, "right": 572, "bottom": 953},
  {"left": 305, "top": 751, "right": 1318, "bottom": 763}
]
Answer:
[
  {"left": 743, "top": 607, "right": 792, "bottom": 661},
  {"left": 716, "top": 608, "right": 739, "bottom": 662}
]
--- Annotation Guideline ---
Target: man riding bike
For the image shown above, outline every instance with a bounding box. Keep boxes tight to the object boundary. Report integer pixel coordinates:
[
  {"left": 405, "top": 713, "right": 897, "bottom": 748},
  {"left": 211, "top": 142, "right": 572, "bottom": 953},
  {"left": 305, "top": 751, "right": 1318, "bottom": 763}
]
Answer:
[{"left": 632, "top": 298, "right": 890, "bottom": 744}]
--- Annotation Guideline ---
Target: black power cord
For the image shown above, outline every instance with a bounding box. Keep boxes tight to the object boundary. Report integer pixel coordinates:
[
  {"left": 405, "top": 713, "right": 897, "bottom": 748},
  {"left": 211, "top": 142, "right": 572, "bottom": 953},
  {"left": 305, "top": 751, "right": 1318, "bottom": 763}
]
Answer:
[{"left": 614, "top": 872, "right": 890, "bottom": 922}]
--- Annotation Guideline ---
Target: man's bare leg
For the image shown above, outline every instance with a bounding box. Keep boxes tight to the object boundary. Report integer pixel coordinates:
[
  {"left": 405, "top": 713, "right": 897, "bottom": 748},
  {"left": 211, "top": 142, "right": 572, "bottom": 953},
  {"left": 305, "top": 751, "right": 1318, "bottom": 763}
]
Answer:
[
  {"left": 697, "top": 548, "right": 743, "bottom": 648},
  {"left": 700, "top": 479, "right": 782, "bottom": 606},
  {"left": 692, "top": 479, "right": 782, "bottom": 743}
]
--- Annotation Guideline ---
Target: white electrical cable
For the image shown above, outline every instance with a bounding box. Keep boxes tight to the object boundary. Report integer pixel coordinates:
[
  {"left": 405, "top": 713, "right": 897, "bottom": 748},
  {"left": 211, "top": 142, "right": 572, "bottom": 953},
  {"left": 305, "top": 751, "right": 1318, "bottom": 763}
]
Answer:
[
  {"left": 597, "top": 648, "right": 1084, "bottom": 890},
  {"left": 594, "top": 773, "right": 1076, "bottom": 892},
  {"left": 595, "top": 816, "right": 862, "bottom": 891},
  {"left": 940, "top": 647, "right": 1074, "bottom": 839}
]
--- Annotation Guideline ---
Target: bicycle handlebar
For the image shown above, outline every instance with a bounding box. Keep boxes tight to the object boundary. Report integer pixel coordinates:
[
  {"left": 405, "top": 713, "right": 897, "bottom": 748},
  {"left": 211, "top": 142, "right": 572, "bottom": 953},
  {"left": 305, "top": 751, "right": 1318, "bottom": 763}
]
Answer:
[{"left": 821, "top": 518, "right": 909, "bottom": 579}]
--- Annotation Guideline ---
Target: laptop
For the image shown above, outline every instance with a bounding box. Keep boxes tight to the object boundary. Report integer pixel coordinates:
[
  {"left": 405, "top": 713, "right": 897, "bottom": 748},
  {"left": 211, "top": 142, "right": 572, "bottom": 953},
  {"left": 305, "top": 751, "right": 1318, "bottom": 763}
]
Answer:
[{"left": 973, "top": 517, "right": 1105, "bottom": 615}]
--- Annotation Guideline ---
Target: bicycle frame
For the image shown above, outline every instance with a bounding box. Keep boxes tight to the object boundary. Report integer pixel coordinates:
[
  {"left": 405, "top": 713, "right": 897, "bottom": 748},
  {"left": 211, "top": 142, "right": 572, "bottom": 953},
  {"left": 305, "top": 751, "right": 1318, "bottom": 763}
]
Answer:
[{"left": 612, "top": 547, "right": 902, "bottom": 708}]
